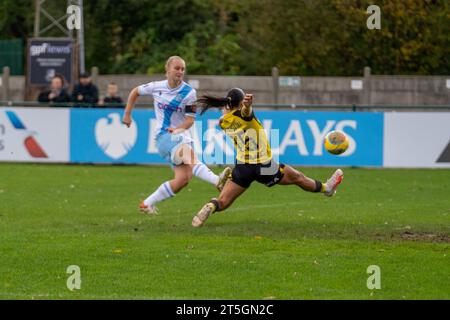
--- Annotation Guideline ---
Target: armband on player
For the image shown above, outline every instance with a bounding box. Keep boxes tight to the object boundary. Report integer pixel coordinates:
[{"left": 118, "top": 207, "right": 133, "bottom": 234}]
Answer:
[{"left": 185, "top": 105, "right": 197, "bottom": 116}]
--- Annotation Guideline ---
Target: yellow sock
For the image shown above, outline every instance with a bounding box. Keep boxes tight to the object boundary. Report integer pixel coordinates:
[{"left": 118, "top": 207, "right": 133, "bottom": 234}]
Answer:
[{"left": 321, "top": 183, "right": 327, "bottom": 193}]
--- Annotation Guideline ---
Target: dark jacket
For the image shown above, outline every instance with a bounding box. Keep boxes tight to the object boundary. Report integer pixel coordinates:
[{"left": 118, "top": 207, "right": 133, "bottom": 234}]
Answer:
[
  {"left": 71, "top": 83, "right": 99, "bottom": 105},
  {"left": 37, "top": 89, "right": 71, "bottom": 104},
  {"left": 103, "top": 96, "right": 124, "bottom": 108}
]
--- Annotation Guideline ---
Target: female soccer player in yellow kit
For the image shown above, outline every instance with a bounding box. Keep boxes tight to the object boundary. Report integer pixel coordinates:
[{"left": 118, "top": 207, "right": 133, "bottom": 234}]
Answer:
[{"left": 192, "top": 88, "right": 344, "bottom": 227}]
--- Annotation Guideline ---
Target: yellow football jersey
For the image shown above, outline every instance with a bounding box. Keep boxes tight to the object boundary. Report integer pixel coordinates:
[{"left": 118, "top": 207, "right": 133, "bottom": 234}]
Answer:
[{"left": 219, "top": 109, "right": 272, "bottom": 164}]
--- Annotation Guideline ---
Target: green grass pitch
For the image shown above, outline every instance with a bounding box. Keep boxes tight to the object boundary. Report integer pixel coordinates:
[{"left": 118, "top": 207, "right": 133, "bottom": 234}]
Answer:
[{"left": 0, "top": 163, "right": 449, "bottom": 299}]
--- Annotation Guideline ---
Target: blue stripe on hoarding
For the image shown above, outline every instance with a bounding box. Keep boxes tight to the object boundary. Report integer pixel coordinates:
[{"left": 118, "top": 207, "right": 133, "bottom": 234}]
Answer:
[{"left": 5, "top": 111, "right": 26, "bottom": 129}]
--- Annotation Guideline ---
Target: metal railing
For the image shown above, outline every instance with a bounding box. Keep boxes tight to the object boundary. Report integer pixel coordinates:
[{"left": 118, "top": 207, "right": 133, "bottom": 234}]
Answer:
[
  {"left": 255, "top": 103, "right": 450, "bottom": 111},
  {"left": 0, "top": 101, "right": 125, "bottom": 108},
  {"left": 1, "top": 100, "right": 450, "bottom": 111}
]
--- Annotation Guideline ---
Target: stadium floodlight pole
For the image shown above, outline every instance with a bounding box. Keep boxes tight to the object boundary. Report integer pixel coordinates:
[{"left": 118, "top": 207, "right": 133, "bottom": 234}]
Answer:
[
  {"left": 34, "top": 0, "right": 41, "bottom": 37},
  {"left": 33, "top": 0, "right": 74, "bottom": 37},
  {"left": 77, "top": 0, "right": 85, "bottom": 74},
  {"left": 67, "top": 0, "right": 73, "bottom": 39}
]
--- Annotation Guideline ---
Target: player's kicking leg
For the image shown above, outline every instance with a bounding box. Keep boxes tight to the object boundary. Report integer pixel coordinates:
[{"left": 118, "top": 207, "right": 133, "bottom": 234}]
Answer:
[
  {"left": 192, "top": 180, "right": 247, "bottom": 227},
  {"left": 139, "top": 165, "right": 189, "bottom": 215},
  {"left": 176, "top": 143, "right": 232, "bottom": 191},
  {"left": 279, "top": 165, "right": 343, "bottom": 196},
  {"left": 139, "top": 144, "right": 231, "bottom": 215},
  {"left": 139, "top": 201, "right": 159, "bottom": 215},
  {"left": 323, "top": 168, "right": 344, "bottom": 196}
]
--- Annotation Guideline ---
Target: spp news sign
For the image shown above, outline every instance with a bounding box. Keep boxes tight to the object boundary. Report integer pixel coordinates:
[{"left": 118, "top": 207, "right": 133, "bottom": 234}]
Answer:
[
  {"left": 28, "top": 38, "right": 74, "bottom": 85},
  {"left": 1, "top": 108, "right": 449, "bottom": 168}
]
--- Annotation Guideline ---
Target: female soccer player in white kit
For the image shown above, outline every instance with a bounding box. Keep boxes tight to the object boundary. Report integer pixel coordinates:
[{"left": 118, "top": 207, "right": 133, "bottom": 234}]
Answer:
[{"left": 122, "top": 56, "right": 231, "bottom": 214}]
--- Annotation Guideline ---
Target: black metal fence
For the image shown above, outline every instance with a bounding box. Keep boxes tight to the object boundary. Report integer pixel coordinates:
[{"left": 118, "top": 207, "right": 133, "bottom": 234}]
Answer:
[{"left": 1, "top": 101, "right": 450, "bottom": 112}]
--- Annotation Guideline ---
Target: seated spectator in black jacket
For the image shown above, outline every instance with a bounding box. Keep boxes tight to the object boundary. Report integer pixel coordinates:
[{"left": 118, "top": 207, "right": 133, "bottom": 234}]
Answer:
[
  {"left": 37, "top": 74, "right": 71, "bottom": 105},
  {"left": 71, "top": 72, "right": 99, "bottom": 107},
  {"left": 99, "top": 82, "right": 124, "bottom": 108}
]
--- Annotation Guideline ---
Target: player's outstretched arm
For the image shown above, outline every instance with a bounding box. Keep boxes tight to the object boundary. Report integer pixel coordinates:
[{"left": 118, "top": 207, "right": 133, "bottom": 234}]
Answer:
[
  {"left": 241, "top": 93, "right": 253, "bottom": 117},
  {"left": 122, "top": 87, "right": 140, "bottom": 127},
  {"left": 168, "top": 115, "right": 195, "bottom": 134}
]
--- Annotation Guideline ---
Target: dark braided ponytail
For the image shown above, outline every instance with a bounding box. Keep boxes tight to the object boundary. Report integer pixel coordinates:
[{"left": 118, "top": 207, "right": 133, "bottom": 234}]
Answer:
[{"left": 197, "top": 88, "right": 245, "bottom": 115}]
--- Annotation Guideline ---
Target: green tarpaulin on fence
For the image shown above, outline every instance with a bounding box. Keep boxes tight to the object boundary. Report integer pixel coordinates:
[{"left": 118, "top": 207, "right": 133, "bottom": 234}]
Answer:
[{"left": 0, "top": 39, "right": 23, "bottom": 75}]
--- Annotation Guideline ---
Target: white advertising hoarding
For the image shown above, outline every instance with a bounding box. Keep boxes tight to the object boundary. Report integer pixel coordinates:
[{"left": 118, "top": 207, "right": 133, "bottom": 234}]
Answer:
[
  {"left": 0, "top": 107, "right": 69, "bottom": 162},
  {"left": 384, "top": 112, "right": 450, "bottom": 168},
  {"left": 0, "top": 108, "right": 449, "bottom": 168}
]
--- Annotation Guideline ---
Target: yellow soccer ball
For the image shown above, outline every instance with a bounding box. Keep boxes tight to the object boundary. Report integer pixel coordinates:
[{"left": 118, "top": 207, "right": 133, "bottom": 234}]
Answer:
[{"left": 324, "top": 130, "right": 349, "bottom": 155}]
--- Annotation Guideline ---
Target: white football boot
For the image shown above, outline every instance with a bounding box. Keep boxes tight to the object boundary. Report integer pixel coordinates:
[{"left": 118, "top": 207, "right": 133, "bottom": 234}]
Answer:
[
  {"left": 139, "top": 201, "right": 159, "bottom": 215},
  {"left": 324, "top": 169, "right": 344, "bottom": 197},
  {"left": 192, "top": 203, "right": 215, "bottom": 227},
  {"left": 216, "top": 167, "right": 232, "bottom": 191}
]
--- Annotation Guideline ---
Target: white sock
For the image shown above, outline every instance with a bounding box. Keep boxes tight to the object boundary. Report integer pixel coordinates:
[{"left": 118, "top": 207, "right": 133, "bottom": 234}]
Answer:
[
  {"left": 144, "top": 181, "right": 175, "bottom": 206},
  {"left": 192, "top": 163, "right": 219, "bottom": 186}
]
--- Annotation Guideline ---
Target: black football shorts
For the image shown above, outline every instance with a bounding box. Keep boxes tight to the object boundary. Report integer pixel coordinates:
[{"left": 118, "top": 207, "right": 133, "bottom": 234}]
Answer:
[{"left": 231, "top": 160, "right": 285, "bottom": 189}]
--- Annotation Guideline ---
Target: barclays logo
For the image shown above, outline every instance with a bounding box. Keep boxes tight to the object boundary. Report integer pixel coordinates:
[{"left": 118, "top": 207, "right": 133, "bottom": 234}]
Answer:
[{"left": 95, "top": 113, "right": 137, "bottom": 159}]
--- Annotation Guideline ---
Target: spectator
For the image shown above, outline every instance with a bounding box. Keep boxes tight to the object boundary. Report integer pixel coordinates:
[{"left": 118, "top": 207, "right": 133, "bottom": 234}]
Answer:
[
  {"left": 37, "top": 74, "right": 71, "bottom": 105},
  {"left": 71, "top": 72, "right": 99, "bottom": 107},
  {"left": 99, "top": 82, "right": 124, "bottom": 108}
]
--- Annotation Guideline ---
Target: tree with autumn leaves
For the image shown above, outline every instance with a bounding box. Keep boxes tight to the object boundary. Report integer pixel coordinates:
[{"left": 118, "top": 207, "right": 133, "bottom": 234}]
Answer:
[{"left": 1, "top": 0, "right": 449, "bottom": 75}]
